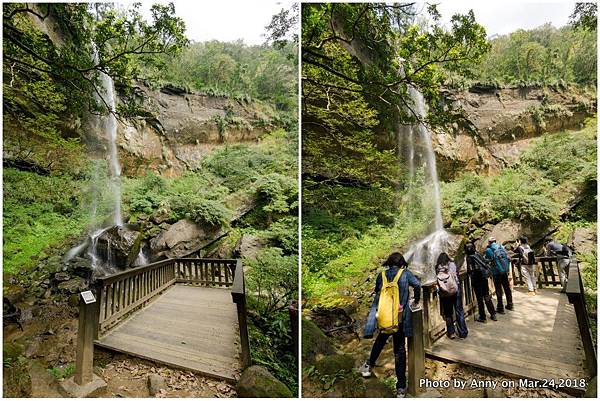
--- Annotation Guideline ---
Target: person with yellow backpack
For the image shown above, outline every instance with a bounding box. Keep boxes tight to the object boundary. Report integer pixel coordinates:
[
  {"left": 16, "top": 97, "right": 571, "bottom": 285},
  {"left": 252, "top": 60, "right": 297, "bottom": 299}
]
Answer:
[{"left": 359, "top": 252, "right": 421, "bottom": 398}]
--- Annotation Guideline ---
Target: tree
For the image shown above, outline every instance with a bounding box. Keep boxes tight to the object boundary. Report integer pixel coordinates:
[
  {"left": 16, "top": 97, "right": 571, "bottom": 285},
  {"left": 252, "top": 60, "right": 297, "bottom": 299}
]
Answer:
[
  {"left": 570, "top": 2, "right": 597, "bottom": 31},
  {"left": 3, "top": 3, "right": 187, "bottom": 171},
  {"left": 301, "top": 3, "right": 490, "bottom": 197}
]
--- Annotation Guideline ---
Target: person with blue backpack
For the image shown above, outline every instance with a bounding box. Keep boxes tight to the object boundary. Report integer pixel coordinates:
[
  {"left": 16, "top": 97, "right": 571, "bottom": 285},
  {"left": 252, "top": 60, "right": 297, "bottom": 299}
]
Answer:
[
  {"left": 465, "top": 242, "right": 497, "bottom": 323},
  {"left": 484, "top": 237, "right": 513, "bottom": 313}
]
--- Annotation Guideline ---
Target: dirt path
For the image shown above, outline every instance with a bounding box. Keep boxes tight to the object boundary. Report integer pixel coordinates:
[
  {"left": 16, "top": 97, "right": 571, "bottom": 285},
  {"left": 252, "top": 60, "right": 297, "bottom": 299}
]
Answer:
[{"left": 3, "top": 302, "right": 236, "bottom": 398}]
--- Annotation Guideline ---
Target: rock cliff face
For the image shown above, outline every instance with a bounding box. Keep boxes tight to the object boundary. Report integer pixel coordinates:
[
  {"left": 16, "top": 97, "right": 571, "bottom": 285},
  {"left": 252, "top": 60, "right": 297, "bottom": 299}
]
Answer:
[
  {"left": 432, "top": 85, "right": 596, "bottom": 180},
  {"left": 96, "top": 84, "right": 278, "bottom": 177}
]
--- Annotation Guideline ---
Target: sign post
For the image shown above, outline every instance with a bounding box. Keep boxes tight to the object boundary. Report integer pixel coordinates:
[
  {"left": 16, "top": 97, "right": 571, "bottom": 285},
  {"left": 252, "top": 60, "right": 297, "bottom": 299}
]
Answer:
[{"left": 74, "top": 290, "right": 96, "bottom": 385}]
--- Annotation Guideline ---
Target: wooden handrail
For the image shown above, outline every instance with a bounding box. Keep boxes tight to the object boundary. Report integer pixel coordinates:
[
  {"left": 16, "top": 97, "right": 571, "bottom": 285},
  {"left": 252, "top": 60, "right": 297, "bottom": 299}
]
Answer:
[
  {"left": 565, "top": 258, "right": 597, "bottom": 375},
  {"left": 511, "top": 255, "right": 561, "bottom": 288}
]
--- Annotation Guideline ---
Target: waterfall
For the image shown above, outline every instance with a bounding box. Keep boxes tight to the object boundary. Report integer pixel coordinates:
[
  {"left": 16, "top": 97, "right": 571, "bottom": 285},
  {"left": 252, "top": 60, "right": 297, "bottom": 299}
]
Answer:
[
  {"left": 400, "top": 84, "right": 450, "bottom": 284},
  {"left": 93, "top": 47, "right": 123, "bottom": 227},
  {"left": 65, "top": 45, "right": 123, "bottom": 275}
]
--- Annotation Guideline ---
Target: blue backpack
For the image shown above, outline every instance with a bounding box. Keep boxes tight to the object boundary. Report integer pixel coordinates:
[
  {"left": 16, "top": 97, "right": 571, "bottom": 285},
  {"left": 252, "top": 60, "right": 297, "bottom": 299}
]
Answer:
[{"left": 492, "top": 246, "right": 510, "bottom": 274}]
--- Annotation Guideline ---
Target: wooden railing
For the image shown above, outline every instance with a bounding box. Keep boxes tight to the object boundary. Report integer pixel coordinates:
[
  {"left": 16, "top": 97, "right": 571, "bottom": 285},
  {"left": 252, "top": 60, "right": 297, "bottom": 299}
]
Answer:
[
  {"left": 565, "top": 258, "right": 596, "bottom": 375},
  {"left": 74, "top": 257, "right": 249, "bottom": 386},
  {"left": 511, "top": 255, "right": 561, "bottom": 287}
]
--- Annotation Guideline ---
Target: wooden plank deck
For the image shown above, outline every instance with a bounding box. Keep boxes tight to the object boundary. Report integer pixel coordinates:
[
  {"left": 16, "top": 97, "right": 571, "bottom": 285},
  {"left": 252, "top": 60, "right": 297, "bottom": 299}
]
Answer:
[
  {"left": 426, "top": 287, "right": 588, "bottom": 388},
  {"left": 95, "top": 284, "right": 241, "bottom": 382}
]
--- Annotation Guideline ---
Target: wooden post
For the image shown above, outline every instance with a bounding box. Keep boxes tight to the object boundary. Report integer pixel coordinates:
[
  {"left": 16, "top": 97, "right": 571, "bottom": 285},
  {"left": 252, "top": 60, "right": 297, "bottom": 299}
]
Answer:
[
  {"left": 408, "top": 307, "right": 425, "bottom": 397},
  {"left": 566, "top": 261, "right": 597, "bottom": 376},
  {"left": 236, "top": 296, "right": 251, "bottom": 368},
  {"left": 74, "top": 291, "right": 97, "bottom": 385}
]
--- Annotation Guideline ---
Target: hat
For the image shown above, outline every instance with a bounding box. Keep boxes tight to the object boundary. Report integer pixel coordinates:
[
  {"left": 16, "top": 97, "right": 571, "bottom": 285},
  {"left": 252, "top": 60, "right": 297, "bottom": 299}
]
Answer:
[{"left": 488, "top": 236, "right": 496, "bottom": 243}]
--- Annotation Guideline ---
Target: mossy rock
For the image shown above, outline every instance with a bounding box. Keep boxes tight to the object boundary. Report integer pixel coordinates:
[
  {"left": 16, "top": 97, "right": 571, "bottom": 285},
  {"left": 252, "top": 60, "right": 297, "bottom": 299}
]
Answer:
[
  {"left": 4, "top": 341, "right": 25, "bottom": 360},
  {"left": 365, "top": 379, "right": 396, "bottom": 397},
  {"left": 335, "top": 373, "right": 366, "bottom": 398},
  {"left": 302, "top": 319, "right": 335, "bottom": 365},
  {"left": 315, "top": 354, "right": 355, "bottom": 376},
  {"left": 236, "top": 365, "right": 292, "bottom": 398}
]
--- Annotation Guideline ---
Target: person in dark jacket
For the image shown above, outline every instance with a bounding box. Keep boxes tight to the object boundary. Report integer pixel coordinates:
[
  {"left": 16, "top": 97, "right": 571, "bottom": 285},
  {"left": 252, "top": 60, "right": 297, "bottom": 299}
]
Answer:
[
  {"left": 545, "top": 238, "right": 571, "bottom": 292},
  {"left": 484, "top": 237, "right": 513, "bottom": 313},
  {"left": 435, "top": 252, "right": 468, "bottom": 339},
  {"left": 360, "top": 252, "right": 421, "bottom": 398},
  {"left": 465, "top": 242, "right": 497, "bottom": 322}
]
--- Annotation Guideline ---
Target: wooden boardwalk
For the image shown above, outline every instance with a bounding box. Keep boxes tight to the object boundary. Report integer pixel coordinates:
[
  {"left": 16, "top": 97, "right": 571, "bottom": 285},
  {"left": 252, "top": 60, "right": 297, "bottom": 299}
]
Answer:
[
  {"left": 95, "top": 284, "right": 241, "bottom": 381},
  {"left": 427, "top": 287, "right": 587, "bottom": 386}
]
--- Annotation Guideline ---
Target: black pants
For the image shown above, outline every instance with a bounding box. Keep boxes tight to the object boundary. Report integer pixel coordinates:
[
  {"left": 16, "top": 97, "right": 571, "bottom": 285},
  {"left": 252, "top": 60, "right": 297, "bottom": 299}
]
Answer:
[
  {"left": 440, "top": 289, "right": 468, "bottom": 338},
  {"left": 472, "top": 276, "right": 496, "bottom": 319},
  {"left": 368, "top": 328, "right": 406, "bottom": 389},
  {"left": 493, "top": 273, "right": 513, "bottom": 311}
]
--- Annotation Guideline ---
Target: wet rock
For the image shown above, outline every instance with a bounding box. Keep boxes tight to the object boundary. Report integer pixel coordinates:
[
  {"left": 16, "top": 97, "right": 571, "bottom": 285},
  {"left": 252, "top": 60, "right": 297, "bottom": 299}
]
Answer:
[
  {"left": 315, "top": 354, "right": 355, "bottom": 376},
  {"left": 57, "top": 278, "right": 88, "bottom": 294},
  {"left": 96, "top": 225, "right": 142, "bottom": 268},
  {"left": 151, "top": 208, "right": 171, "bottom": 224},
  {"left": 233, "top": 234, "right": 270, "bottom": 260},
  {"left": 147, "top": 373, "right": 166, "bottom": 396},
  {"left": 67, "top": 257, "right": 93, "bottom": 279},
  {"left": 54, "top": 272, "right": 70, "bottom": 282},
  {"left": 302, "top": 319, "right": 335, "bottom": 365},
  {"left": 149, "top": 219, "right": 227, "bottom": 260},
  {"left": 236, "top": 365, "right": 293, "bottom": 398}
]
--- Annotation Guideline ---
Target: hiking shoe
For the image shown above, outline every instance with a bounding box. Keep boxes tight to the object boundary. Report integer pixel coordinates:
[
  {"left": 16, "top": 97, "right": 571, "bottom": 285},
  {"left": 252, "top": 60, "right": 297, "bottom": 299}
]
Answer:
[
  {"left": 474, "top": 316, "right": 487, "bottom": 323},
  {"left": 497, "top": 309, "right": 505, "bottom": 314},
  {"left": 397, "top": 387, "right": 407, "bottom": 398},
  {"left": 447, "top": 333, "right": 456, "bottom": 339},
  {"left": 358, "top": 362, "right": 372, "bottom": 378},
  {"left": 527, "top": 291, "right": 536, "bottom": 296},
  {"left": 506, "top": 305, "right": 514, "bottom": 311},
  {"left": 490, "top": 314, "right": 498, "bottom": 321}
]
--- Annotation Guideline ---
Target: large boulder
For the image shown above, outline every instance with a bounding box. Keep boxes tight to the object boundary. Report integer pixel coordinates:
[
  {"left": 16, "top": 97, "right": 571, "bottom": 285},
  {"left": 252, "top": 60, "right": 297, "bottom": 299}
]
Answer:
[
  {"left": 302, "top": 319, "right": 335, "bottom": 366},
  {"left": 149, "top": 219, "right": 226, "bottom": 260},
  {"left": 474, "top": 219, "right": 551, "bottom": 252},
  {"left": 233, "top": 234, "right": 269, "bottom": 260},
  {"left": 569, "top": 227, "right": 596, "bottom": 255},
  {"left": 95, "top": 225, "right": 142, "bottom": 268},
  {"left": 315, "top": 354, "right": 355, "bottom": 376},
  {"left": 236, "top": 365, "right": 292, "bottom": 398}
]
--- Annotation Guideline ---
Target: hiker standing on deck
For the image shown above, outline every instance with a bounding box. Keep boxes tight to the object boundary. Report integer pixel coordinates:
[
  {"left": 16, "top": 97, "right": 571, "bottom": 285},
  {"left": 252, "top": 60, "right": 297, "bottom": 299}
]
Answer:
[
  {"left": 435, "top": 252, "right": 468, "bottom": 339},
  {"left": 485, "top": 237, "right": 513, "bottom": 313},
  {"left": 545, "top": 238, "right": 571, "bottom": 292},
  {"left": 465, "top": 242, "right": 497, "bottom": 322},
  {"left": 359, "top": 252, "right": 421, "bottom": 398},
  {"left": 515, "top": 237, "right": 538, "bottom": 296}
]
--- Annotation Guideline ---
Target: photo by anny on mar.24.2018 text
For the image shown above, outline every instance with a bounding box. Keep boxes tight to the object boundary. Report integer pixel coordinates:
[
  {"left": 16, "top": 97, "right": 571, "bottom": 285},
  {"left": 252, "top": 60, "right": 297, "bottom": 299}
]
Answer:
[
  {"left": 2, "top": 1, "right": 299, "bottom": 398},
  {"left": 300, "top": 1, "right": 597, "bottom": 398}
]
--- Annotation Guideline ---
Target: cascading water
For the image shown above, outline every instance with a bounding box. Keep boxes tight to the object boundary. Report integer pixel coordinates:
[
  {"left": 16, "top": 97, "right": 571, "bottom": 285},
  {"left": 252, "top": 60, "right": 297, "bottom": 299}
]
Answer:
[
  {"left": 399, "top": 84, "right": 451, "bottom": 284},
  {"left": 64, "top": 45, "right": 124, "bottom": 277}
]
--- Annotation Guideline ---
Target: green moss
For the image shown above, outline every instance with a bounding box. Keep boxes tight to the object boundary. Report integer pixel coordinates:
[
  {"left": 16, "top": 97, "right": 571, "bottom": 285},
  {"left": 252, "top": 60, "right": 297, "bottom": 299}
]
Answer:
[{"left": 301, "top": 319, "right": 335, "bottom": 365}]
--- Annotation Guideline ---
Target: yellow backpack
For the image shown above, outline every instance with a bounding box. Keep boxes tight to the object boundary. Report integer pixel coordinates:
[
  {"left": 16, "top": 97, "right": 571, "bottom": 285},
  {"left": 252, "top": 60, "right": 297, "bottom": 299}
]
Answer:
[{"left": 376, "top": 268, "right": 405, "bottom": 334}]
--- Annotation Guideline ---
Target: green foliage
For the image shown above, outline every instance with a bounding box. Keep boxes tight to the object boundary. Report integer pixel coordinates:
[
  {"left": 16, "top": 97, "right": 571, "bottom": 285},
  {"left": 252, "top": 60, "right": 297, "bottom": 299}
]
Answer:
[
  {"left": 138, "top": 39, "right": 297, "bottom": 113},
  {"left": 3, "top": 168, "right": 89, "bottom": 274},
  {"left": 47, "top": 363, "right": 75, "bottom": 380},
  {"left": 475, "top": 23, "right": 596, "bottom": 86},
  {"left": 248, "top": 316, "right": 297, "bottom": 395},
  {"left": 3, "top": 3, "right": 187, "bottom": 172},
  {"left": 519, "top": 118, "right": 597, "bottom": 185},
  {"left": 245, "top": 248, "right": 298, "bottom": 315},
  {"left": 442, "top": 168, "right": 560, "bottom": 225}
]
